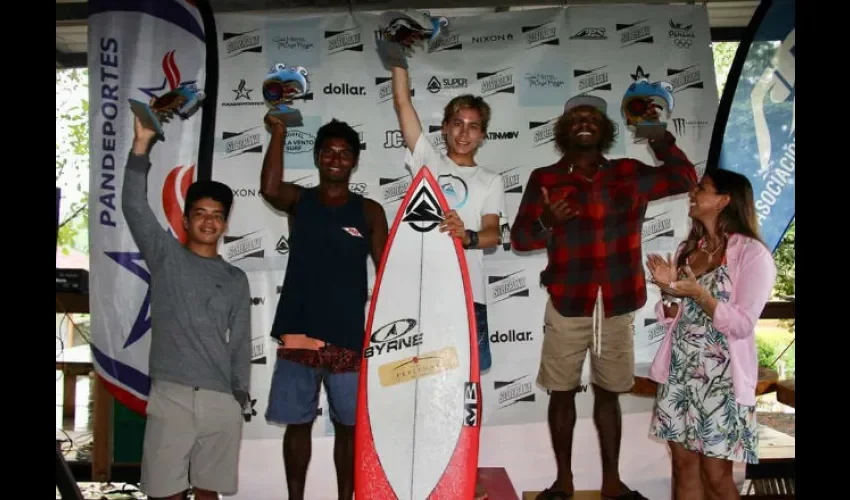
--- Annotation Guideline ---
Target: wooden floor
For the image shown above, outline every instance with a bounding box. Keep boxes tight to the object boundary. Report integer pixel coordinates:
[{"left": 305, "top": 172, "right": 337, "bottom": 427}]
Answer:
[{"left": 523, "top": 491, "right": 601, "bottom": 500}]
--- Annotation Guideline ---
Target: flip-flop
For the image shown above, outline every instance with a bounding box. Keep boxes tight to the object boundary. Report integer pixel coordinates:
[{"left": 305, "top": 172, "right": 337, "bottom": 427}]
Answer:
[{"left": 535, "top": 487, "right": 573, "bottom": 500}]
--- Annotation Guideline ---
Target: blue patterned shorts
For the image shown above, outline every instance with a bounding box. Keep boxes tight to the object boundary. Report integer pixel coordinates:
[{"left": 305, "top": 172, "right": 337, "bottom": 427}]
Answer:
[{"left": 474, "top": 302, "right": 492, "bottom": 372}]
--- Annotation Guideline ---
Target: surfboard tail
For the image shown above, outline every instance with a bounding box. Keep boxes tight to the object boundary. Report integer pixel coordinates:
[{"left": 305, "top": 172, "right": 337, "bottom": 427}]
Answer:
[
  {"left": 354, "top": 408, "right": 398, "bottom": 498},
  {"left": 428, "top": 381, "right": 481, "bottom": 500}
]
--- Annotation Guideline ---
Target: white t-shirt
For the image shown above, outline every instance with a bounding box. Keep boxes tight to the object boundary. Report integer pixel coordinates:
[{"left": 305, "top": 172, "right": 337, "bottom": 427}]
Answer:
[{"left": 404, "top": 132, "right": 506, "bottom": 305}]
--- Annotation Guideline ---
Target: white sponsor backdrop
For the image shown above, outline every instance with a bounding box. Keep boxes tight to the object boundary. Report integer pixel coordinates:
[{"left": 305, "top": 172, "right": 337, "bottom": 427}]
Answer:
[
  {"left": 88, "top": 3, "right": 716, "bottom": 437},
  {"left": 212, "top": 5, "right": 717, "bottom": 438}
]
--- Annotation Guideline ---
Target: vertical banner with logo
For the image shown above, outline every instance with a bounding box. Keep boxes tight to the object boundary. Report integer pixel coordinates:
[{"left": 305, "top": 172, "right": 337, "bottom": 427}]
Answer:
[
  {"left": 708, "top": 0, "right": 795, "bottom": 251},
  {"left": 208, "top": 5, "right": 718, "bottom": 435},
  {"left": 87, "top": 0, "right": 207, "bottom": 412}
]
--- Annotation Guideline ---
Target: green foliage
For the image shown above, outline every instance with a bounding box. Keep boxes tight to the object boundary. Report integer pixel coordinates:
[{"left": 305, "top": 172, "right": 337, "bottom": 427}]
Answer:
[
  {"left": 756, "top": 336, "right": 778, "bottom": 368},
  {"left": 711, "top": 42, "right": 740, "bottom": 96},
  {"left": 756, "top": 334, "right": 795, "bottom": 379},
  {"left": 56, "top": 68, "right": 90, "bottom": 254},
  {"left": 772, "top": 220, "right": 795, "bottom": 298}
]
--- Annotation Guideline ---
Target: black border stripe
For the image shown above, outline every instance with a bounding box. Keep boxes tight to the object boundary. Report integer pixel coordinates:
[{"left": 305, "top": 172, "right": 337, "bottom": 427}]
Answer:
[
  {"left": 705, "top": 0, "right": 774, "bottom": 174},
  {"left": 196, "top": 0, "right": 218, "bottom": 182}
]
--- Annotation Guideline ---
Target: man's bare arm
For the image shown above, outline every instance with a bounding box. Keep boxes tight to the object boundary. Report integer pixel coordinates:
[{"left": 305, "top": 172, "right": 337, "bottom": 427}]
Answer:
[
  {"left": 259, "top": 119, "right": 302, "bottom": 214},
  {"left": 469, "top": 214, "right": 501, "bottom": 249},
  {"left": 391, "top": 66, "right": 423, "bottom": 151}
]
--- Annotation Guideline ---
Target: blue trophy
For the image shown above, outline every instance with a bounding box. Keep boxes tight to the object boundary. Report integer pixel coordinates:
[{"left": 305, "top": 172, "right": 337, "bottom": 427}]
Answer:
[
  {"left": 263, "top": 63, "right": 309, "bottom": 128},
  {"left": 375, "top": 10, "right": 449, "bottom": 69},
  {"left": 128, "top": 83, "right": 205, "bottom": 141},
  {"left": 621, "top": 66, "right": 674, "bottom": 139}
]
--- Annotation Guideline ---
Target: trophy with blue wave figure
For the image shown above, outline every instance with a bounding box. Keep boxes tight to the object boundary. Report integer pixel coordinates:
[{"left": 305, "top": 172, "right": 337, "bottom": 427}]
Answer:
[
  {"left": 374, "top": 10, "right": 449, "bottom": 69},
  {"left": 263, "top": 63, "right": 309, "bottom": 128},
  {"left": 621, "top": 66, "right": 674, "bottom": 140},
  {"left": 128, "top": 83, "right": 205, "bottom": 141}
]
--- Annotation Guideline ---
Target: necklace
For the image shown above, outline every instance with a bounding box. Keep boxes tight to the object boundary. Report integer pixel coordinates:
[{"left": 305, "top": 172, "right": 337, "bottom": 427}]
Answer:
[
  {"left": 699, "top": 238, "right": 723, "bottom": 258},
  {"left": 686, "top": 237, "right": 723, "bottom": 267}
]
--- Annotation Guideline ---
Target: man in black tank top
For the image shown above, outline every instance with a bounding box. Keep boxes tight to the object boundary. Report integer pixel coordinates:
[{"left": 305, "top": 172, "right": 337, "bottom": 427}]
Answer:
[{"left": 260, "top": 114, "right": 389, "bottom": 500}]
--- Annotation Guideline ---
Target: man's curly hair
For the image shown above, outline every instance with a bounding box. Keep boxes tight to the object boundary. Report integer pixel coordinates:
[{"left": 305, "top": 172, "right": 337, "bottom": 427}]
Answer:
[{"left": 552, "top": 108, "right": 618, "bottom": 155}]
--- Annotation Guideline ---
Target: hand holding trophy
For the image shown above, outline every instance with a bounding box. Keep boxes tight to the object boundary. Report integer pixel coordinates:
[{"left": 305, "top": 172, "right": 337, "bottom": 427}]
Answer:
[
  {"left": 128, "top": 83, "right": 205, "bottom": 141},
  {"left": 263, "top": 63, "right": 310, "bottom": 128},
  {"left": 621, "top": 67, "right": 674, "bottom": 140},
  {"left": 374, "top": 10, "right": 449, "bottom": 69}
]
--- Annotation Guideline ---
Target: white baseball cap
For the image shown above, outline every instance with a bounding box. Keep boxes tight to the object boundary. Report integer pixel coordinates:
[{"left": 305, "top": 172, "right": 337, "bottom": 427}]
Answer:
[{"left": 563, "top": 94, "right": 608, "bottom": 115}]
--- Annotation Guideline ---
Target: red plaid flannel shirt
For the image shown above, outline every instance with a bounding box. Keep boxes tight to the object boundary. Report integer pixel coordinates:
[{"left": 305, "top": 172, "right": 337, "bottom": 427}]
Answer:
[{"left": 510, "top": 132, "right": 697, "bottom": 318}]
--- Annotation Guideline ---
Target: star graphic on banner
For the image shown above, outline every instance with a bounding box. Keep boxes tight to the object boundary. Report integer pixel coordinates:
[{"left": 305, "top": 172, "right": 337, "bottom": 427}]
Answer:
[
  {"left": 138, "top": 78, "right": 198, "bottom": 100},
  {"left": 233, "top": 79, "right": 253, "bottom": 100},
  {"left": 630, "top": 66, "right": 650, "bottom": 81},
  {"left": 105, "top": 251, "right": 152, "bottom": 349}
]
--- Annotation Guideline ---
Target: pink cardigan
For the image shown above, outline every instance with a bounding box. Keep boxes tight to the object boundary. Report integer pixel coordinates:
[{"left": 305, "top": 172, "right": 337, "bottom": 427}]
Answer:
[{"left": 647, "top": 234, "right": 777, "bottom": 406}]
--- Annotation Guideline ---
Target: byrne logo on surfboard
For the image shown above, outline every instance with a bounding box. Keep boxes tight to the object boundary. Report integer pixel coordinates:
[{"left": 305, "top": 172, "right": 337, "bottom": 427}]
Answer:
[
  {"left": 364, "top": 318, "right": 422, "bottom": 359},
  {"left": 401, "top": 181, "right": 444, "bottom": 232}
]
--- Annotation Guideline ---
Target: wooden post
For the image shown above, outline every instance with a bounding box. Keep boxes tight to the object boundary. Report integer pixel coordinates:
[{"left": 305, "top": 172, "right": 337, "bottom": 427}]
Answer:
[{"left": 91, "top": 375, "right": 113, "bottom": 482}]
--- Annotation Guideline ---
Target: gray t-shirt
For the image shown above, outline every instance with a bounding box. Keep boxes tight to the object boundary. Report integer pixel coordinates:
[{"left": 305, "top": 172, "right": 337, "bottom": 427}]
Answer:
[{"left": 121, "top": 152, "right": 251, "bottom": 397}]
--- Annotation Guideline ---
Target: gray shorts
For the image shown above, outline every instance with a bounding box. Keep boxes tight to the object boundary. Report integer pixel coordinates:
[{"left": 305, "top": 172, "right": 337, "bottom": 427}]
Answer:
[{"left": 140, "top": 379, "right": 243, "bottom": 497}]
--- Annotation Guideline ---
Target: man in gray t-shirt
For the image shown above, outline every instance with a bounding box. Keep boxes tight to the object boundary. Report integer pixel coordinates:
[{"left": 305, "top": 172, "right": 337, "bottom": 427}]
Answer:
[{"left": 122, "top": 114, "right": 252, "bottom": 500}]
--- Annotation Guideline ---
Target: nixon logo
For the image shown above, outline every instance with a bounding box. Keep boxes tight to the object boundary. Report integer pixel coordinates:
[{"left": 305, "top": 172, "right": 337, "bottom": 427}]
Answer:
[
  {"left": 323, "top": 83, "right": 366, "bottom": 96},
  {"left": 472, "top": 33, "right": 514, "bottom": 43}
]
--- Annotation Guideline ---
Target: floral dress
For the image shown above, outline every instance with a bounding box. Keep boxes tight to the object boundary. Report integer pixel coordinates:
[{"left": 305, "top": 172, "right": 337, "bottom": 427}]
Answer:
[{"left": 648, "top": 262, "right": 760, "bottom": 464}]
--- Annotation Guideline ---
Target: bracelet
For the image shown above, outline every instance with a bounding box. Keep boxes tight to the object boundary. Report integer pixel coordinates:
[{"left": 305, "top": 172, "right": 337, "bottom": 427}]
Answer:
[
  {"left": 536, "top": 216, "right": 551, "bottom": 232},
  {"left": 662, "top": 294, "right": 682, "bottom": 307}
]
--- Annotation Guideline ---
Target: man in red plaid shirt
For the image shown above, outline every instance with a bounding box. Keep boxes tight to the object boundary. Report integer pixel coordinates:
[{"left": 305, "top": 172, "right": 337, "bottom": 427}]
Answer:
[{"left": 511, "top": 95, "right": 697, "bottom": 500}]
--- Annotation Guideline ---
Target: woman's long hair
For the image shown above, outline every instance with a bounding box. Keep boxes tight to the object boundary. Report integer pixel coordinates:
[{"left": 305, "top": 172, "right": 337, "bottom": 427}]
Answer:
[{"left": 677, "top": 169, "right": 765, "bottom": 269}]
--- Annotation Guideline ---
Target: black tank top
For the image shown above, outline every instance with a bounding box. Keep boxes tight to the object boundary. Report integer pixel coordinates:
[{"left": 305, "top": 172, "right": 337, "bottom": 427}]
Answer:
[{"left": 270, "top": 187, "right": 370, "bottom": 352}]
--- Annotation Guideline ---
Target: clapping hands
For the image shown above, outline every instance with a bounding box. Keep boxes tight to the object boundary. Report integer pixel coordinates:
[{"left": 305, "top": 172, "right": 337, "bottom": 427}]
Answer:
[{"left": 646, "top": 253, "right": 703, "bottom": 300}]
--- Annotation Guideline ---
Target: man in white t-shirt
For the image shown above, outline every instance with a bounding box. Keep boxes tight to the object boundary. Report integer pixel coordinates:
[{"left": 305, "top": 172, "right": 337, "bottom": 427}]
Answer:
[{"left": 391, "top": 66, "right": 505, "bottom": 381}]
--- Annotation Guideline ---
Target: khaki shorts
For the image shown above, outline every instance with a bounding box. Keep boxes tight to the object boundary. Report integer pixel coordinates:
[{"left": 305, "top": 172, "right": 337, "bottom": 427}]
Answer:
[
  {"left": 537, "top": 298, "right": 636, "bottom": 393},
  {"left": 140, "top": 380, "right": 243, "bottom": 497}
]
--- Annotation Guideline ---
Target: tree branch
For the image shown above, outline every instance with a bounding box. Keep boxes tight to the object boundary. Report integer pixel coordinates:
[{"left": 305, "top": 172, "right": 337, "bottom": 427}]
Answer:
[{"left": 59, "top": 205, "right": 86, "bottom": 228}]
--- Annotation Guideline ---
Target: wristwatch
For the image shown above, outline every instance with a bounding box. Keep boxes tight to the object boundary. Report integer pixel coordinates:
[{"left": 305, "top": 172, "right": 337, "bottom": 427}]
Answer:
[{"left": 463, "top": 229, "right": 479, "bottom": 249}]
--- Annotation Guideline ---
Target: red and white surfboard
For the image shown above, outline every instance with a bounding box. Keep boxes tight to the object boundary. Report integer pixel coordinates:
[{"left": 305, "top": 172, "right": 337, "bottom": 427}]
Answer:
[{"left": 355, "top": 166, "right": 481, "bottom": 500}]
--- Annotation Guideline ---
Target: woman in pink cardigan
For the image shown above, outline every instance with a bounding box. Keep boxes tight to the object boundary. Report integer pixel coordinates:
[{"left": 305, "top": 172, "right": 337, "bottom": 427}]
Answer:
[{"left": 644, "top": 169, "right": 776, "bottom": 500}]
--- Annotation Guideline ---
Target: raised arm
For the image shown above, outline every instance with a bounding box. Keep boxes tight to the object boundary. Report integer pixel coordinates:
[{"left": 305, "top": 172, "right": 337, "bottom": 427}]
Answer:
[
  {"left": 259, "top": 114, "right": 303, "bottom": 214},
  {"left": 391, "top": 66, "right": 422, "bottom": 151},
  {"left": 121, "top": 117, "right": 179, "bottom": 272},
  {"left": 229, "top": 272, "right": 252, "bottom": 398},
  {"left": 638, "top": 131, "right": 698, "bottom": 201},
  {"left": 509, "top": 170, "right": 549, "bottom": 251}
]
